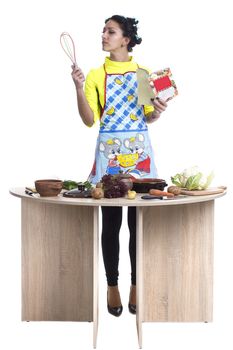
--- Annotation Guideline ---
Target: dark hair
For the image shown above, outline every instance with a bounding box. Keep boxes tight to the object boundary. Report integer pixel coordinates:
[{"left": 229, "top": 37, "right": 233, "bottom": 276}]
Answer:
[{"left": 105, "top": 15, "right": 142, "bottom": 52}]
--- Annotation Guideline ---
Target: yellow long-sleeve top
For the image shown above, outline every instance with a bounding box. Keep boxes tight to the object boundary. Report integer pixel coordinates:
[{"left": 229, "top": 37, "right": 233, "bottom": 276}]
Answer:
[{"left": 84, "top": 56, "right": 154, "bottom": 125}]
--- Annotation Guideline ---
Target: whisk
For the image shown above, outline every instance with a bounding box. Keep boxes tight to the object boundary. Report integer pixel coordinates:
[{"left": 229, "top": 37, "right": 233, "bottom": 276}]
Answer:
[{"left": 60, "top": 32, "right": 78, "bottom": 68}]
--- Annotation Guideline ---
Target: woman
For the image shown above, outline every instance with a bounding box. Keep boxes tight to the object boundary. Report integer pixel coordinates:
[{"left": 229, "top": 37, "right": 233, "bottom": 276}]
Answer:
[{"left": 72, "top": 15, "right": 168, "bottom": 317}]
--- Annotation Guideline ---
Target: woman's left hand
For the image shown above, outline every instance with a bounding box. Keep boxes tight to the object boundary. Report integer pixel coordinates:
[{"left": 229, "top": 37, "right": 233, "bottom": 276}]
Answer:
[
  {"left": 147, "top": 98, "right": 168, "bottom": 123},
  {"left": 151, "top": 97, "right": 168, "bottom": 114}
]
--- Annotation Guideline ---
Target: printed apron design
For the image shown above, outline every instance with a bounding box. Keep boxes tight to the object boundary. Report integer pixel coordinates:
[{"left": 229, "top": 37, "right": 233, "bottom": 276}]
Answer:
[{"left": 88, "top": 68, "right": 158, "bottom": 183}]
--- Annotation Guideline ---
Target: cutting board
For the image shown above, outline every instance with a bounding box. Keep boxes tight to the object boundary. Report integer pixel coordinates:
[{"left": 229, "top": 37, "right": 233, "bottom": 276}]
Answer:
[
  {"left": 136, "top": 68, "right": 154, "bottom": 105},
  {"left": 179, "top": 187, "right": 225, "bottom": 196}
]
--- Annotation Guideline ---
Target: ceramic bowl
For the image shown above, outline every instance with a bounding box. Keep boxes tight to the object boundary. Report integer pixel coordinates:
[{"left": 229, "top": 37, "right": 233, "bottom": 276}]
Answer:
[{"left": 35, "top": 179, "right": 63, "bottom": 197}]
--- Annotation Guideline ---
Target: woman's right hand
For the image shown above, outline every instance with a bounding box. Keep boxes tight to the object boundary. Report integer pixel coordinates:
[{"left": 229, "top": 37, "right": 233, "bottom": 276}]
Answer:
[{"left": 71, "top": 65, "right": 85, "bottom": 89}]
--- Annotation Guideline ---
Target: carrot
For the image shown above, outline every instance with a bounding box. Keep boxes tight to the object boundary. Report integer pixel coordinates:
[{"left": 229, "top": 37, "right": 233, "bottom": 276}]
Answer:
[{"left": 149, "top": 189, "right": 174, "bottom": 198}]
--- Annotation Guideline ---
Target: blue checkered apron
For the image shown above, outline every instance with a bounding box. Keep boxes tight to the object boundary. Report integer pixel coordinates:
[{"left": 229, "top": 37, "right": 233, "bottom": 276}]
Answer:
[{"left": 88, "top": 67, "right": 158, "bottom": 184}]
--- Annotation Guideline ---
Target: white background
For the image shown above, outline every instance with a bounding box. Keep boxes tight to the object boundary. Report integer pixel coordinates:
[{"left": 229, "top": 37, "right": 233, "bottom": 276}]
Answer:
[{"left": 1, "top": 0, "right": 232, "bottom": 349}]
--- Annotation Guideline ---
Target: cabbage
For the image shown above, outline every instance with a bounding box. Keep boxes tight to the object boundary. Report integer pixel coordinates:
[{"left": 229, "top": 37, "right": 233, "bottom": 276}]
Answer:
[{"left": 171, "top": 166, "right": 214, "bottom": 190}]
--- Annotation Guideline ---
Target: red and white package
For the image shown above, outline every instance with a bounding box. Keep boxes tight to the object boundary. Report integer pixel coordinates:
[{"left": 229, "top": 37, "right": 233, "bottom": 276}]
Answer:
[{"left": 148, "top": 68, "right": 178, "bottom": 102}]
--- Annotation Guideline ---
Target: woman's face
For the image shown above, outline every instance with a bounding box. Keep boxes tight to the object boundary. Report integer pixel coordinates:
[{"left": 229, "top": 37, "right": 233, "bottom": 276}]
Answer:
[{"left": 102, "top": 20, "right": 130, "bottom": 52}]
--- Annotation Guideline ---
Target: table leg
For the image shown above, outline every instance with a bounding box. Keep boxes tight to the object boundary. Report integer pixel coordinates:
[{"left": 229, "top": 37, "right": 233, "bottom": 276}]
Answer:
[
  {"left": 93, "top": 207, "right": 99, "bottom": 348},
  {"left": 21, "top": 199, "right": 99, "bottom": 346},
  {"left": 136, "top": 207, "right": 143, "bottom": 349}
]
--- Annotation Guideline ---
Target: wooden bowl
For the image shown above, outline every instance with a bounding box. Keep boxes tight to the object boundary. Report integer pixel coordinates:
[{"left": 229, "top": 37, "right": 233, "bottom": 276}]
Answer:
[{"left": 35, "top": 179, "right": 63, "bottom": 197}]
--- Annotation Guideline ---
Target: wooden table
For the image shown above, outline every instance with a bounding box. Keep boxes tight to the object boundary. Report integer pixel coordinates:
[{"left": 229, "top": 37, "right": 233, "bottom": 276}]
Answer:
[{"left": 10, "top": 188, "right": 226, "bottom": 348}]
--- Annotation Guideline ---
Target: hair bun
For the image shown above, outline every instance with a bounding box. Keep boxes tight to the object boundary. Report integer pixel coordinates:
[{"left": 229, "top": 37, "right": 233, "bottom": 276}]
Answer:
[{"left": 126, "top": 17, "right": 139, "bottom": 26}]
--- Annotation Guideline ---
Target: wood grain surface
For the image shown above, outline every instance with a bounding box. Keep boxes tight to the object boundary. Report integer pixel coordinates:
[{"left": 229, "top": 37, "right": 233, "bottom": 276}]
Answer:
[
  {"left": 22, "top": 198, "right": 94, "bottom": 321},
  {"left": 141, "top": 201, "right": 214, "bottom": 322}
]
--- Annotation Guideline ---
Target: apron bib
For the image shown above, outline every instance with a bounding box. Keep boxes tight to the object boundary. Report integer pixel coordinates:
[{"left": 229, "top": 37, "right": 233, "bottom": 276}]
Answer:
[{"left": 88, "top": 67, "right": 158, "bottom": 184}]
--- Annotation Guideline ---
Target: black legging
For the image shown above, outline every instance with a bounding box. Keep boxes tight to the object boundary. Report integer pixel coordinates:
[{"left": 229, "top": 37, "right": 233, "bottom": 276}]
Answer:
[{"left": 101, "top": 206, "right": 136, "bottom": 286}]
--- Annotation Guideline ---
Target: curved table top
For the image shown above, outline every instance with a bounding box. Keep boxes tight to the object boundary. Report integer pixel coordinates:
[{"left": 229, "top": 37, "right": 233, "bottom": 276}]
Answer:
[{"left": 10, "top": 188, "right": 226, "bottom": 207}]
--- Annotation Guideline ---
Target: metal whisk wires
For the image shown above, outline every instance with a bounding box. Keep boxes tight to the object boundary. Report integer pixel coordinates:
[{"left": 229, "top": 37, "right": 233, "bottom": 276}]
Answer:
[{"left": 60, "top": 32, "right": 77, "bottom": 67}]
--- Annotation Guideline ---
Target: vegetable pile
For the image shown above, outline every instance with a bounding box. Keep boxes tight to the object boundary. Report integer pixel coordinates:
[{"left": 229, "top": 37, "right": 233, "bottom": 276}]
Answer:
[
  {"left": 171, "top": 166, "right": 214, "bottom": 190},
  {"left": 101, "top": 174, "right": 128, "bottom": 198}
]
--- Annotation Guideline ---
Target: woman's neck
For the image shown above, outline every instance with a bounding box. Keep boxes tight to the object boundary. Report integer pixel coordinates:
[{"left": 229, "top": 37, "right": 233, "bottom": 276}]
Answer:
[{"left": 110, "top": 50, "right": 130, "bottom": 62}]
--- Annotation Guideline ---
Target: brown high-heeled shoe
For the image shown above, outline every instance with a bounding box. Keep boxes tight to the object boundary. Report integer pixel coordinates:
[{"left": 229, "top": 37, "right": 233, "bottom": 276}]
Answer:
[
  {"left": 107, "top": 286, "right": 123, "bottom": 317},
  {"left": 128, "top": 285, "right": 136, "bottom": 314}
]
